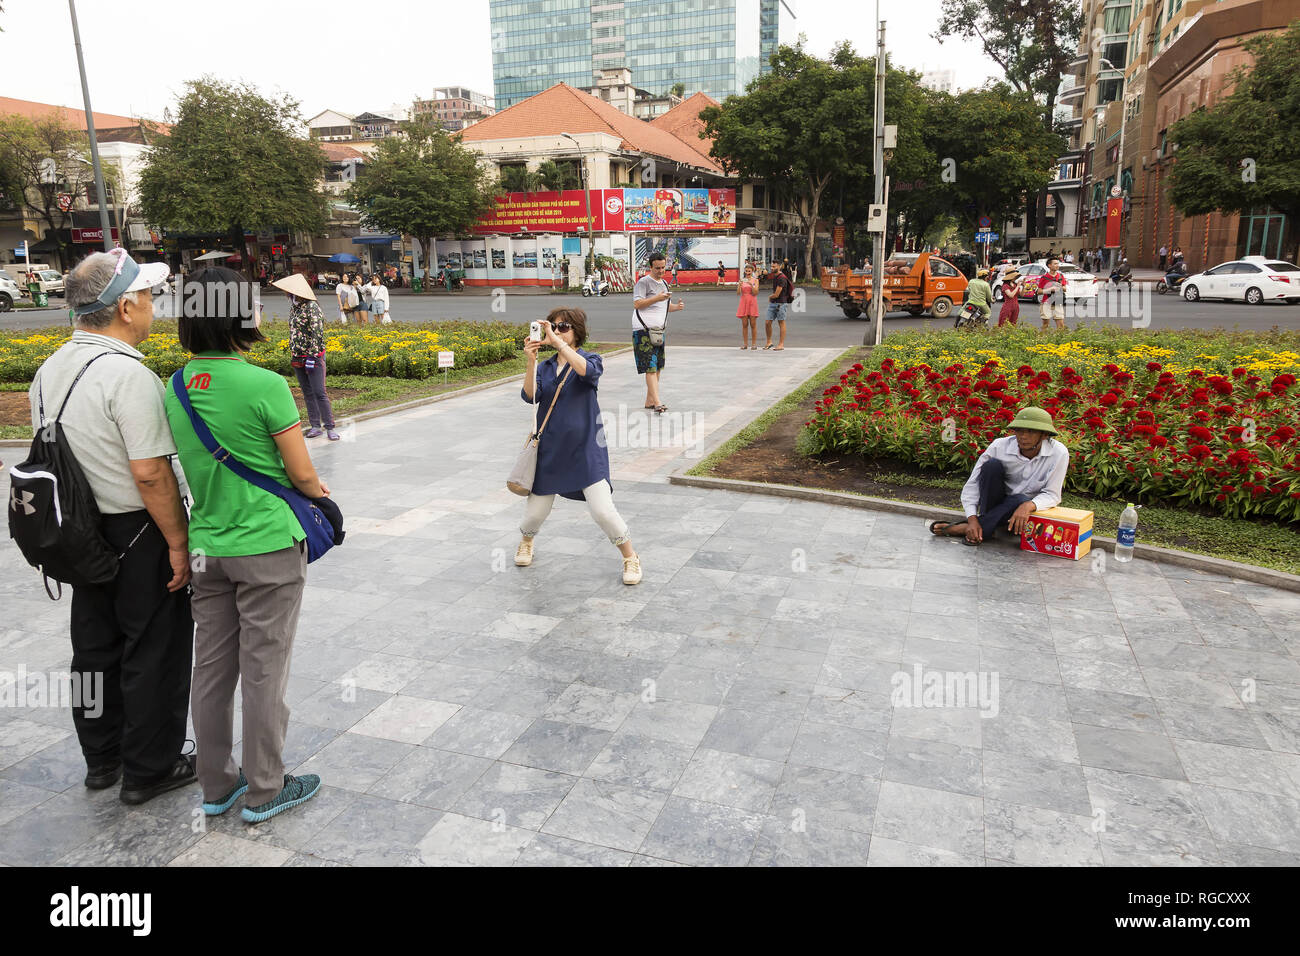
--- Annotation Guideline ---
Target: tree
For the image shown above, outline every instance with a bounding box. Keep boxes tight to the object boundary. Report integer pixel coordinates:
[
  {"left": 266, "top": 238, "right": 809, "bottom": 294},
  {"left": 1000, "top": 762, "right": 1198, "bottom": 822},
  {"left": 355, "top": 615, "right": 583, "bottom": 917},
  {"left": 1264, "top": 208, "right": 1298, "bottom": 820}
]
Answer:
[
  {"left": 1168, "top": 21, "right": 1300, "bottom": 260},
  {"left": 346, "top": 117, "right": 498, "bottom": 292},
  {"left": 924, "top": 84, "right": 1063, "bottom": 235},
  {"left": 669, "top": 82, "right": 687, "bottom": 98},
  {"left": 537, "top": 159, "right": 581, "bottom": 191},
  {"left": 0, "top": 112, "right": 105, "bottom": 269},
  {"left": 933, "top": 0, "right": 1083, "bottom": 239},
  {"left": 702, "top": 42, "right": 928, "bottom": 280},
  {"left": 138, "top": 78, "right": 327, "bottom": 275},
  {"left": 499, "top": 165, "right": 542, "bottom": 193}
]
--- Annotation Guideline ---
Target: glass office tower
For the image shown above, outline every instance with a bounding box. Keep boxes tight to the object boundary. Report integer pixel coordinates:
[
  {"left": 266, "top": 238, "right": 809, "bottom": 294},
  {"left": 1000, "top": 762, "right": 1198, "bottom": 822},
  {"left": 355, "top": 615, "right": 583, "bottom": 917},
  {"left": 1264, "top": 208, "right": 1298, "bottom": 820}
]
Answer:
[{"left": 490, "top": 0, "right": 794, "bottom": 109}]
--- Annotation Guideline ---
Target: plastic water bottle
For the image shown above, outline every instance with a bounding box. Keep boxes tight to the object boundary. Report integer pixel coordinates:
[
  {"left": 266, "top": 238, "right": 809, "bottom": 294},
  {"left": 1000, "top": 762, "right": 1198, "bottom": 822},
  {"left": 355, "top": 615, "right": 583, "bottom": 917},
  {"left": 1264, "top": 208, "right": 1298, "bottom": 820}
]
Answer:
[{"left": 1115, "top": 503, "right": 1138, "bottom": 563}]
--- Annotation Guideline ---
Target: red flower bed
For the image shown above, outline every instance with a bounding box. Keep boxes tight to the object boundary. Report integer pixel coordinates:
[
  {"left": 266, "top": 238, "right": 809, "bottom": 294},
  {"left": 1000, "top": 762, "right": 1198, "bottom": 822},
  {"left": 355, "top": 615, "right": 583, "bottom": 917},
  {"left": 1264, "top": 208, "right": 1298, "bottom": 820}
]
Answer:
[{"left": 805, "top": 359, "right": 1300, "bottom": 522}]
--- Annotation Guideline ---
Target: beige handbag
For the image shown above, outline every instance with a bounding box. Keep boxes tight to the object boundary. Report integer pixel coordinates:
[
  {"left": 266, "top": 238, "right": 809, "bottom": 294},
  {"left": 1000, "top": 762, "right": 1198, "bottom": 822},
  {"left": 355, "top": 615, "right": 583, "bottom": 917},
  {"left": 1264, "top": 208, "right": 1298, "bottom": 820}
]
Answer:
[{"left": 507, "top": 366, "right": 572, "bottom": 496}]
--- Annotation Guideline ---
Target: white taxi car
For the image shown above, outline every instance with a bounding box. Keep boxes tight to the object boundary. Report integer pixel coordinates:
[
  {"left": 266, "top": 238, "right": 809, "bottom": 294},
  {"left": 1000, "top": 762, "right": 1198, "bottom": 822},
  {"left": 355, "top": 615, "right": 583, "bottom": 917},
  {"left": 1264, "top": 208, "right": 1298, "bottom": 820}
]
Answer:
[{"left": 1182, "top": 257, "right": 1300, "bottom": 305}]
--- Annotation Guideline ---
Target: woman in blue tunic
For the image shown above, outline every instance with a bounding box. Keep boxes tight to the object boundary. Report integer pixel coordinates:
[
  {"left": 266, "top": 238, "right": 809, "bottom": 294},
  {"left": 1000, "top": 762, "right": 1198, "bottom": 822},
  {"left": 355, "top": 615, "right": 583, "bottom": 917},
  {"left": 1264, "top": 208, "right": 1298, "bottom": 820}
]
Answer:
[{"left": 515, "top": 308, "right": 642, "bottom": 585}]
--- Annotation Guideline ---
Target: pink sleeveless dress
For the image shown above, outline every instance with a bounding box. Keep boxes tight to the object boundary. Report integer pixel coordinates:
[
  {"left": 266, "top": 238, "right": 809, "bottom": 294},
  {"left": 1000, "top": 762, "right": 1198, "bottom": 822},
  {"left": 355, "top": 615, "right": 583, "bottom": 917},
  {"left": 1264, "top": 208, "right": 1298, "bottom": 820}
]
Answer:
[{"left": 737, "top": 280, "right": 759, "bottom": 318}]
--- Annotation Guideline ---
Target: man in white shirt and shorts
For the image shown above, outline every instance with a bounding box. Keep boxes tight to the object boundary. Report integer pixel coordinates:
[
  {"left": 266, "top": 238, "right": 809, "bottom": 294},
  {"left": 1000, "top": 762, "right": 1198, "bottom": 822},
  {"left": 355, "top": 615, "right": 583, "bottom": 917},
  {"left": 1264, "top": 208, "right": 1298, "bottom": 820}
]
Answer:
[{"left": 632, "top": 253, "right": 684, "bottom": 414}]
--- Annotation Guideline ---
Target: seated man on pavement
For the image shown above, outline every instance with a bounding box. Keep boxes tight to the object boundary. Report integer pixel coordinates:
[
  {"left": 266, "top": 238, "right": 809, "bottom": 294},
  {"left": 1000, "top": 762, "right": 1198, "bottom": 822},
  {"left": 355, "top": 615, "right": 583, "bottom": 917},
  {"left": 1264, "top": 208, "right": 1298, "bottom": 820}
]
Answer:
[{"left": 928, "top": 406, "right": 1070, "bottom": 546}]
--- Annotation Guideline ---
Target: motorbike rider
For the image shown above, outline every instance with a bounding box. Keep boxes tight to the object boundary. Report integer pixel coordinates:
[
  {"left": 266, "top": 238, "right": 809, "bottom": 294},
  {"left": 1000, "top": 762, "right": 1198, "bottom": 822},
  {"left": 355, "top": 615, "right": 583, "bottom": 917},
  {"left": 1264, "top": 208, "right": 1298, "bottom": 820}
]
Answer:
[
  {"left": 1110, "top": 256, "right": 1132, "bottom": 285},
  {"left": 964, "top": 268, "right": 994, "bottom": 323}
]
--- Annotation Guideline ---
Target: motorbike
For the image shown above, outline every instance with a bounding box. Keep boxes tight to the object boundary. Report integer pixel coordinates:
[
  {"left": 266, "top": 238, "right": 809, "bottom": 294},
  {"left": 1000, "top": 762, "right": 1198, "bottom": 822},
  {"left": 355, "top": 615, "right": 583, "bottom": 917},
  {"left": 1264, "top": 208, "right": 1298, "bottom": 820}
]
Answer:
[
  {"left": 1109, "top": 267, "right": 1133, "bottom": 287},
  {"left": 954, "top": 301, "right": 990, "bottom": 330},
  {"left": 1155, "top": 269, "right": 1189, "bottom": 295},
  {"left": 581, "top": 274, "right": 609, "bottom": 297}
]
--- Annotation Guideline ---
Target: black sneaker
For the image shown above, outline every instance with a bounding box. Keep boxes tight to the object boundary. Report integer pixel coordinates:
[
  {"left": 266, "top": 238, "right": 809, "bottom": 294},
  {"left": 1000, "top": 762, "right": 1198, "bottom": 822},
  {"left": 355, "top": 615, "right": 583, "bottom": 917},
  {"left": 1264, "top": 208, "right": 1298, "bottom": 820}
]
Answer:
[
  {"left": 120, "top": 755, "right": 197, "bottom": 806},
  {"left": 84, "top": 762, "right": 122, "bottom": 790}
]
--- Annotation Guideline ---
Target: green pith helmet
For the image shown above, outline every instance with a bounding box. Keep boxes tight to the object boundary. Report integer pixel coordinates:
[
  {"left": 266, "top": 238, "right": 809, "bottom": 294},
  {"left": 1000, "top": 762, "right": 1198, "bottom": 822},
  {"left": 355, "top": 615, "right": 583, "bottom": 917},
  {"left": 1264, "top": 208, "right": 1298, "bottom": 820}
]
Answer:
[{"left": 1008, "top": 406, "right": 1058, "bottom": 435}]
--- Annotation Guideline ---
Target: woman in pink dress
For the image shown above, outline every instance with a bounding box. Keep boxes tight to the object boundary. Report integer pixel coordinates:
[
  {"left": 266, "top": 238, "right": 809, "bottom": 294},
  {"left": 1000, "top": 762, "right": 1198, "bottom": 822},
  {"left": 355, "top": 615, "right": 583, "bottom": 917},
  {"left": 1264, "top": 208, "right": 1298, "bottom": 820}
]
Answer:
[
  {"left": 736, "top": 263, "right": 760, "bottom": 349},
  {"left": 998, "top": 270, "right": 1022, "bottom": 327}
]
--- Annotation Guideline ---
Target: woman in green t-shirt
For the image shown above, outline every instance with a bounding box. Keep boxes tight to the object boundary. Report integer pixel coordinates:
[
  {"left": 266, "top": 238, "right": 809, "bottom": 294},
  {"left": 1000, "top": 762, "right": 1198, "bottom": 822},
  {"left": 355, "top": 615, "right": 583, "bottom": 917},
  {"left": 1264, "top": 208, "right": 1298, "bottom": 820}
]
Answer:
[{"left": 164, "top": 267, "right": 329, "bottom": 824}]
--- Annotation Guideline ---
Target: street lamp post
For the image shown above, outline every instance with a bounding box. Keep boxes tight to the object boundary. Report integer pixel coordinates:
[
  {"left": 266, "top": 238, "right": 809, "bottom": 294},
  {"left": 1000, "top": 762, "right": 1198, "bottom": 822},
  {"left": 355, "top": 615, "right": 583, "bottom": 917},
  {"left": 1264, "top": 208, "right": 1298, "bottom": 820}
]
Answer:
[
  {"left": 559, "top": 132, "right": 595, "bottom": 274},
  {"left": 1098, "top": 58, "right": 1137, "bottom": 269},
  {"left": 68, "top": 0, "right": 114, "bottom": 254},
  {"left": 865, "top": 13, "right": 887, "bottom": 348}
]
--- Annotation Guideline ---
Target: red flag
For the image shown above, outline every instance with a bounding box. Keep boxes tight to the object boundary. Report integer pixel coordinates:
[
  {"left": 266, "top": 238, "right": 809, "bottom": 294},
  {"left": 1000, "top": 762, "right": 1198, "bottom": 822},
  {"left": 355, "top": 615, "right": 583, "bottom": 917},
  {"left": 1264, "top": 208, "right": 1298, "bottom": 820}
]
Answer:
[{"left": 1105, "top": 198, "right": 1124, "bottom": 247}]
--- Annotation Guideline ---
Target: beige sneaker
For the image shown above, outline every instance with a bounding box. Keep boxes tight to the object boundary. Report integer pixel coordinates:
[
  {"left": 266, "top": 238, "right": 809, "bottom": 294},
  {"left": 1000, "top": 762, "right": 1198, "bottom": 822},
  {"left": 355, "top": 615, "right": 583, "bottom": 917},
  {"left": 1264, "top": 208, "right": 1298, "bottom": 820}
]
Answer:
[
  {"left": 622, "top": 554, "right": 642, "bottom": 585},
  {"left": 515, "top": 538, "right": 534, "bottom": 567}
]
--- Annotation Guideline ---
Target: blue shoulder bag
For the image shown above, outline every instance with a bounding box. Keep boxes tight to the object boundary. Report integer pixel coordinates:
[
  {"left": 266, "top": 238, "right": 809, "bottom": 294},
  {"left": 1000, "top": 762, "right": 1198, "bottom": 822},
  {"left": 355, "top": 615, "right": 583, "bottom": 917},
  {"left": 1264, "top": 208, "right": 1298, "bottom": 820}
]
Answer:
[{"left": 169, "top": 369, "right": 343, "bottom": 563}]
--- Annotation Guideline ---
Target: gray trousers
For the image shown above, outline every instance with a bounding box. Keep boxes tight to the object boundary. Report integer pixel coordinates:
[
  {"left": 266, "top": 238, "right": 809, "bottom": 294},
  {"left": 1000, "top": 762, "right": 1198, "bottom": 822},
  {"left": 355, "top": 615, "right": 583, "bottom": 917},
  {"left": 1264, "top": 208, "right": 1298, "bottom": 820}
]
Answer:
[{"left": 191, "top": 542, "right": 307, "bottom": 806}]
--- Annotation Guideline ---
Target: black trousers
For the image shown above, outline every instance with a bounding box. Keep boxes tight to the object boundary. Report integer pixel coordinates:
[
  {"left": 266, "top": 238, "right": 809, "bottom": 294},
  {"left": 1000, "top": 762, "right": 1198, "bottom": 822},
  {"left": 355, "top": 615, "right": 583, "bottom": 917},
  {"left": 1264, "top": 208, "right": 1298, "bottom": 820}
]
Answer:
[
  {"left": 69, "top": 510, "right": 193, "bottom": 784},
  {"left": 974, "top": 459, "right": 1033, "bottom": 541}
]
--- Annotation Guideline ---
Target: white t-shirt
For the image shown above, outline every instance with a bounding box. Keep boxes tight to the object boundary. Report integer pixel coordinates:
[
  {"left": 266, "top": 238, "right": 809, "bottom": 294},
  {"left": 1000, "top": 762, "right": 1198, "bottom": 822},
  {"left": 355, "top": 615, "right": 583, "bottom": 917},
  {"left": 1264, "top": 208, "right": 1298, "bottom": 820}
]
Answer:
[
  {"left": 633, "top": 275, "right": 669, "bottom": 330},
  {"left": 29, "top": 331, "right": 188, "bottom": 514},
  {"left": 336, "top": 282, "right": 357, "bottom": 309}
]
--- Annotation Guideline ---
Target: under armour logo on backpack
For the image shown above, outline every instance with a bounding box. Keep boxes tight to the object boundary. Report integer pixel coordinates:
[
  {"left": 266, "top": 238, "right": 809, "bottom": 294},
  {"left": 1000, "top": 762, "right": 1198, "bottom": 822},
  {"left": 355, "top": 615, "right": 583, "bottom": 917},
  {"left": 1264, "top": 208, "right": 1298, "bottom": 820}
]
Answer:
[{"left": 9, "top": 487, "right": 35, "bottom": 516}]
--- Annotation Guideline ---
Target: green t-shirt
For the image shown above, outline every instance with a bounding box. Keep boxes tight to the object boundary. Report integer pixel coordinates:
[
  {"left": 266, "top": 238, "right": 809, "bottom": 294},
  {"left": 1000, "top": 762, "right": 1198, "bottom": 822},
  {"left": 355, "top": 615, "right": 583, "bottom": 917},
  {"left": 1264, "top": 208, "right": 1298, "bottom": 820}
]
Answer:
[{"left": 164, "top": 352, "right": 304, "bottom": 557}]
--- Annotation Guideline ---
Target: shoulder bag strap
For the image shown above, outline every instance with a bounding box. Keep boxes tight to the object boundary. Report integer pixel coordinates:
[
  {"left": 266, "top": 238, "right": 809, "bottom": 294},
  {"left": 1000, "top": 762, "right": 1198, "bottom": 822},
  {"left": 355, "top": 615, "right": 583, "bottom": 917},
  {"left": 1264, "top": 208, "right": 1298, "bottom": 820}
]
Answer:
[
  {"left": 534, "top": 366, "right": 572, "bottom": 441},
  {"left": 635, "top": 278, "right": 670, "bottom": 333},
  {"left": 46, "top": 351, "right": 138, "bottom": 426},
  {"left": 169, "top": 368, "right": 293, "bottom": 501}
]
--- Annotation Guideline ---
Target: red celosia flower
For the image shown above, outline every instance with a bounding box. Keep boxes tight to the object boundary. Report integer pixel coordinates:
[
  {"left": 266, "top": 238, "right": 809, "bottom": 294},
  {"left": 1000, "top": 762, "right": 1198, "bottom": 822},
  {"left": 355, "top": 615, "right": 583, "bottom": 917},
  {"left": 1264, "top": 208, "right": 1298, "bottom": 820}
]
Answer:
[
  {"left": 1146, "top": 362, "right": 1162, "bottom": 372},
  {"left": 1188, "top": 425, "right": 1214, "bottom": 441}
]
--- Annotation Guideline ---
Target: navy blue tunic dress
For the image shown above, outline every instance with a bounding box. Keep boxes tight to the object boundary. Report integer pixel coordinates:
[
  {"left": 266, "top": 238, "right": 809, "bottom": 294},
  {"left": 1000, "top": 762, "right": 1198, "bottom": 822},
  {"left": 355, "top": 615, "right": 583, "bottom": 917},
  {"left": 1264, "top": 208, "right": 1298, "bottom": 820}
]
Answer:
[{"left": 521, "top": 350, "right": 610, "bottom": 501}]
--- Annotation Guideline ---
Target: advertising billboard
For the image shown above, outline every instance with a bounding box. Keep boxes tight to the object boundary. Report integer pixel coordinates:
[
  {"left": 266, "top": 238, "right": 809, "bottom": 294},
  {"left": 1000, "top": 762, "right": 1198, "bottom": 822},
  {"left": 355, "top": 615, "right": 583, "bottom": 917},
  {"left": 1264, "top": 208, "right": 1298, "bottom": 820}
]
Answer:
[{"left": 472, "top": 188, "right": 736, "bottom": 235}]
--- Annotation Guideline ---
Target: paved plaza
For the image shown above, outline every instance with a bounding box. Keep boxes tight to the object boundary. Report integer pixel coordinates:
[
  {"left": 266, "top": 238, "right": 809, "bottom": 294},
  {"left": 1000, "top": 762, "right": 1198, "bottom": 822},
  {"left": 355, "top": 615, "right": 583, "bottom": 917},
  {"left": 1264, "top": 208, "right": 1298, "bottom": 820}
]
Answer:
[{"left": 1, "top": 346, "right": 1299, "bottom": 866}]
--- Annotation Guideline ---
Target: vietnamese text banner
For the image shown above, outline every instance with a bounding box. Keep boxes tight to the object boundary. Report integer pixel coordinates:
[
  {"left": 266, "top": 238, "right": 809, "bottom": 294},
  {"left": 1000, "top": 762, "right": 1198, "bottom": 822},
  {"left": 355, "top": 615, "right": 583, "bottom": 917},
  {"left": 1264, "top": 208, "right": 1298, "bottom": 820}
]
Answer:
[{"left": 472, "top": 188, "right": 736, "bottom": 235}]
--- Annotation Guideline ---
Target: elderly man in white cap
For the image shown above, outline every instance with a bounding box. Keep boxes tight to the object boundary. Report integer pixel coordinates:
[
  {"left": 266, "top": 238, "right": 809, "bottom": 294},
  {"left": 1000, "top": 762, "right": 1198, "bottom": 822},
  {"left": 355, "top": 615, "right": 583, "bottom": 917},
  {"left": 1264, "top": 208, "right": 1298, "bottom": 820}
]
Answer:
[{"left": 27, "top": 248, "right": 197, "bottom": 804}]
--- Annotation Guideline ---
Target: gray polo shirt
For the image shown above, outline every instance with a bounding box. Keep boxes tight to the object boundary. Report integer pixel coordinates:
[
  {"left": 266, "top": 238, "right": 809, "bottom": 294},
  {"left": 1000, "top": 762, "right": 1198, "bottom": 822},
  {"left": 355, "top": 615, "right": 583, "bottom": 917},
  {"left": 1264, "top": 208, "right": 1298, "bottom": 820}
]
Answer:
[{"left": 28, "top": 330, "right": 186, "bottom": 515}]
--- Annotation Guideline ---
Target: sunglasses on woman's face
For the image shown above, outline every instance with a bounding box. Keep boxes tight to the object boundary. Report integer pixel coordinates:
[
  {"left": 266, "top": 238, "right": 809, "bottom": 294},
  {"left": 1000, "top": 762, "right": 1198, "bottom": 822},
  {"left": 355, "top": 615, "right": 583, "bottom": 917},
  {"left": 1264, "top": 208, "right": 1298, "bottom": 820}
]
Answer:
[{"left": 551, "top": 322, "right": 572, "bottom": 333}]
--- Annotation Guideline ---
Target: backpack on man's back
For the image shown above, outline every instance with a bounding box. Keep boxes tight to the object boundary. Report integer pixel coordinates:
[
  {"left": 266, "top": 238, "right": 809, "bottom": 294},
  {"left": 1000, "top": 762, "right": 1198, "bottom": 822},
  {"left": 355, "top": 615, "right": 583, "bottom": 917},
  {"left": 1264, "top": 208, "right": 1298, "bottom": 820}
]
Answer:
[{"left": 7, "top": 352, "right": 134, "bottom": 598}]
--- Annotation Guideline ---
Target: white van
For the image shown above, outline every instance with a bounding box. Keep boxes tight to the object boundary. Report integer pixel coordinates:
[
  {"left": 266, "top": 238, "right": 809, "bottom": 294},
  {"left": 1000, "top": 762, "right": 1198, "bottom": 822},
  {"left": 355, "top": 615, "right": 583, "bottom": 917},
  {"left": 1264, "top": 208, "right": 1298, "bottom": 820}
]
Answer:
[{"left": 3, "top": 264, "right": 63, "bottom": 297}]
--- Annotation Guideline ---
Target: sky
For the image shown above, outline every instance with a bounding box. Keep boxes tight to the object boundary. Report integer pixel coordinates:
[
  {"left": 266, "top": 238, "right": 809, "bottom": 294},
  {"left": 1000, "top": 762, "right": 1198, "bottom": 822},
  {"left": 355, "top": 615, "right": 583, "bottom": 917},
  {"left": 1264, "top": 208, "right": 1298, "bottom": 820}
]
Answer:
[{"left": 0, "top": 0, "right": 1002, "bottom": 123}]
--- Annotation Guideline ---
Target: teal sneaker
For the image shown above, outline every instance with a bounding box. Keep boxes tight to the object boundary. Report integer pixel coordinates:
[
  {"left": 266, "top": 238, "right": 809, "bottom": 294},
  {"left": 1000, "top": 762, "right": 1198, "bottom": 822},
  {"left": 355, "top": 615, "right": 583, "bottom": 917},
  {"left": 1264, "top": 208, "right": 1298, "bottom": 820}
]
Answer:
[
  {"left": 241, "top": 774, "right": 321, "bottom": 824},
  {"left": 202, "top": 771, "right": 248, "bottom": 816}
]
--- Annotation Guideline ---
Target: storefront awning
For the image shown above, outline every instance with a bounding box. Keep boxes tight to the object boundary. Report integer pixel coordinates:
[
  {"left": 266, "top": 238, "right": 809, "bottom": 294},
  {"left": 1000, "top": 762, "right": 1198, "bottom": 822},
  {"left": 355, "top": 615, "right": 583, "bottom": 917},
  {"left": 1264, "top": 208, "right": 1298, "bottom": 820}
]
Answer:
[{"left": 352, "top": 235, "right": 399, "bottom": 245}]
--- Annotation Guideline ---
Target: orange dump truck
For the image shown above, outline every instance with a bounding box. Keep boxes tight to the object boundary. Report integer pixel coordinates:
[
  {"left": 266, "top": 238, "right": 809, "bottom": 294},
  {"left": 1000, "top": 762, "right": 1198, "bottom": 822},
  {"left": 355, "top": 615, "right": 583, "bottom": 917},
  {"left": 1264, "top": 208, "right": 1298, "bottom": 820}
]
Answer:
[{"left": 821, "top": 252, "right": 969, "bottom": 319}]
